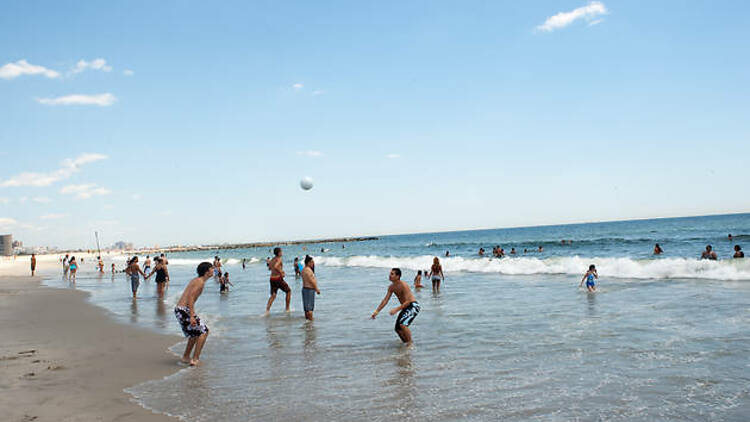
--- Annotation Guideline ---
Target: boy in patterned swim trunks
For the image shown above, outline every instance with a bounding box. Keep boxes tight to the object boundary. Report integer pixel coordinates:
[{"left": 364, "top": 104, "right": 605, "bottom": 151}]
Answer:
[
  {"left": 371, "top": 268, "right": 421, "bottom": 345},
  {"left": 175, "top": 261, "right": 213, "bottom": 366}
]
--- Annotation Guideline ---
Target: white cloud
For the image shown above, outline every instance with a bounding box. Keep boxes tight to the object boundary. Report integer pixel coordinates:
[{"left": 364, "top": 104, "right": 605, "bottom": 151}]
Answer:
[
  {"left": 0, "top": 197, "right": 9, "bottom": 204},
  {"left": 72, "top": 58, "right": 112, "bottom": 74},
  {"left": 536, "top": 1, "right": 607, "bottom": 32},
  {"left": 0, "top": 153, "right": 108, "bottom": 187},
  {"left": 0, "top": 217, "right": 17, "bottom": 227},
  {"left": 60, "top": 184, "right": 111, "bottom": 199},
  {"left": 40, "top": 213, "right": 66, "bottom": 220},
  {"left": 32, "top": 197, "right": 52, "bottom": 203},
  {"left": 37, "top": 93, "right": 117, "bottom": 106},
  {"left": 292, "top": 83, "right": 304, "bottom": 90},
  {"left": 123, "top": 69, "right": 134, "bottom": 76},
  {"left": 588, "top": 19, "right": 604, "bottom": 26},
  {"left": 296, "top": 150, "right": 324, "bottom": 157},
  {"left": 0, "top": 59, "right": 60, "bottom": 79},
  {"left": 130, "top": 193, "right": 141, "bottom": 200},
  {"left": 386, "top": 153, "right": 401, "bottom": 159},
  {"left": 312, "top": 89, "right": 325, "bottom": 96}
]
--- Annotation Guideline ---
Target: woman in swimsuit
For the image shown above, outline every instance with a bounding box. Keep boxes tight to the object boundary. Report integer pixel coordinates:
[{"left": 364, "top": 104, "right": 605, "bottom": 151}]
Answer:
[
  {"left": 68, "top": 256, "right": 78, "bottom": 282},
  {"left": 148, "top": 257, "right": 170, "bottom": 299},
  {"left": 126, "top": 256, "right": 149, "bottom": 299},
  {"left": 428, "top": 257, "right": 445, "bottom": 293},
  {"left": 580, "top": 264, "right": 598, "bottom": 292}
]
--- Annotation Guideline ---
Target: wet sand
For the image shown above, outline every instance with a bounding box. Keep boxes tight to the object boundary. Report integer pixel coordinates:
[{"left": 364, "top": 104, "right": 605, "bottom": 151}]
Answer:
[{"left": 0, "top": 270, "right": 181, "bottom": 422}]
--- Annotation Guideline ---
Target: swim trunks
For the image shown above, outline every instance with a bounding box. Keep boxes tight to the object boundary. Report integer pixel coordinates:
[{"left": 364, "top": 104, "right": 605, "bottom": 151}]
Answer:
[
  {"left": 270, "top": 276, "right": 291, "bottom": 295},
  {"left": 130, "top": 273, "right": 140, "bottom": 293},
  {"left": 174, "top": 305, "right": 209, "bottom": 338},
  {"left": 302, "top": 287, "right": 316, "bottom": 311},
  {"left": 395, "top": 301, "right": 421, "bottom": 330}
]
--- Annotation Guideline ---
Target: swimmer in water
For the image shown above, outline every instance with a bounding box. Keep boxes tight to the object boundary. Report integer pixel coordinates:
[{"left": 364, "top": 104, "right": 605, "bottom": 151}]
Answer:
[
  {"left": 701, "top": 245, "right": 718, "bottom": 260},
  {"left": 413, "top": 270, "right": 424, "bottom": 289},
  {"left": 428, "top": 257, "right": 445, "bottom": 293},
  {"left": 654, "top": 243, "right": 664, "bottom": 255},
  {"left": 734, "top": 245, "right": 744, "bottom": 258},
  {"left": 510, "top": 248, "right": 516, "bottom": 255},
  {"left": 371, "top": 268, "right": 420, "bottom": 345},
  {"left": 478, "top": 248, "right": 485, "bottom": 256},
  {"left": 579, "top": 264, "right": 598, "bottom": 292},
  {"left": 294, "top": 257, "right": 301, "bottom": 277},
  {"left": 219, "top": 272, "right": 233, "bottom": 293}
]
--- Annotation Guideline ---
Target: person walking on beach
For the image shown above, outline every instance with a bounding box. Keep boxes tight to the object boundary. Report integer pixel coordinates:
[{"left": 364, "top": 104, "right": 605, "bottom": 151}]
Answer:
[
  {"left": 701, "top": 245, "right": 718, "bottom": 260},
  {"left": 371, "top": 268, "right": 421, "bottom": 345},
  {"left": 580, "top": 264, "right": 598, "bottom": 292},
  {"left": 175, "top": 262, "right": 212, "bottom": 366},
  {"left": 68, "top": 256, "right": 78, "bottom": 282},
  {"left": 266, "top": 247, "right": 291, "bottom": 314},
  {"left": 734, "top": 245, "right": 744, "bottom": 258},
  {"left": 301, "top": 255, "right": 320, "bottom": 321},
  {"left": 126, "top": 256, "right": 148, "bottom": 299},
  {"left": 30, "top": 254, "right": 36, "bottom": 276},
  {"left": 149, "top": 257, "right": 170, "bottom": 299},
  {"left": 428, "top": 257, "right": 445, "bottom": 292},
  {"left": 62, "top": 253, "right": 70, "bottom": 276}
]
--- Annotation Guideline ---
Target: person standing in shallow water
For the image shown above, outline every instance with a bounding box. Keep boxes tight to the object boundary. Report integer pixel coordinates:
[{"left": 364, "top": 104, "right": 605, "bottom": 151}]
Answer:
[
  {"left": 371, "top": 268, "right": 421, "bottom": 345},
  {"left": 174, "top": 262, "right": 212, "bottom": 366},
  {"left": 126, "top": 257, "right": 149, "bottom": 299},
  {"left": 266, "top": 247, "right": 291, "bottom": 314},
  {"left": 148, "top": 257, "right": 170, "bottom": 299},
  {"left": 580, "top": 264, "right": 598, "bottom": 292},
  {"left": 428, "top": 257, "right": 445, "bottom": 292},
  {"left": 301, "top": 255, "right": 320, "bottom": 320}
]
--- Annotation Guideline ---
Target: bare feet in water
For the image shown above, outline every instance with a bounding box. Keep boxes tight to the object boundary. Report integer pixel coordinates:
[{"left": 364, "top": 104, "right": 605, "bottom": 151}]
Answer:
[{"left": 189, "top": 359, "right": 201, "bottom": 366}]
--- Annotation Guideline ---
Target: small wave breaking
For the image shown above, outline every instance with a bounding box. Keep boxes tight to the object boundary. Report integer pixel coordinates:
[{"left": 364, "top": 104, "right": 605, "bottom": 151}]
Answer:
[{"left": 315, "top": 255, "right": 750, "bottom": 281}]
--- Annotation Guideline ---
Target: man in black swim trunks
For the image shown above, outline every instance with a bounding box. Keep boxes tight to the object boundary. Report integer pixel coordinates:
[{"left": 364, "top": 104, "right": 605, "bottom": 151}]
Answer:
[
  {"left": 265, "top": 247, "right": 291, "bottom": 314},
  {"left": 174, "top": 262, "right": 213, "bottom": 366},
  {"left": 371, "top": 268, "right": 420, "bottom": 345}
]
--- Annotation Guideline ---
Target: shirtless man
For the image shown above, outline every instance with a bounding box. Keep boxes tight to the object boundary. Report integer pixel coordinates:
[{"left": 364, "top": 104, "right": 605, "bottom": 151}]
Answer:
[
  {"left": 143, "top": 255, "right": 152, "bottom": 275},
  {"left": 213, "top": 256, "right": 222, "bottom": 278},
  {"left": 30, "top": 254, "right": 36, "bottom": 276},
  {"left": 371, "top": 268, "right": 421, "bottom": 345},
  {"left": 301, "top": 255, "right": 320, "bottom": 320},
  {"left": 266, "top": 247, "right": 291, "bottom": 314},
  {"left": 174, "top": 262, "right": 212, "bottom": 366}
]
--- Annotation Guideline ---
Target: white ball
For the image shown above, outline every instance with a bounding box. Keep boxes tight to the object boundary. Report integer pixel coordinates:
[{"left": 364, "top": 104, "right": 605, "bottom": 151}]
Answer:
[{"left": 300, "top": 176, "right": 314, "bottom": 191}]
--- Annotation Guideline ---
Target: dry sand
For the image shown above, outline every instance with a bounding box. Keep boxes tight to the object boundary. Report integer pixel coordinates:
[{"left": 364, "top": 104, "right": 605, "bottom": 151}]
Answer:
[{"left": 0, "top": 257, "right": 182, "bottom": 422}]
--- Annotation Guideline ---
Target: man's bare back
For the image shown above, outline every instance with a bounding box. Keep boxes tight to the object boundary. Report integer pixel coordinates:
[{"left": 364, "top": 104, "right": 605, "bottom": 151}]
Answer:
[{"left": 178, "top": 277, "right": 206, "bottom": 309}]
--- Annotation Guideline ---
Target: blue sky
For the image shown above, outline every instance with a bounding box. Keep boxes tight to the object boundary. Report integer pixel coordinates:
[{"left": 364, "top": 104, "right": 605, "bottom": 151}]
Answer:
[{"left": 1, "top": 1, "right": 749, "bottom": 249}]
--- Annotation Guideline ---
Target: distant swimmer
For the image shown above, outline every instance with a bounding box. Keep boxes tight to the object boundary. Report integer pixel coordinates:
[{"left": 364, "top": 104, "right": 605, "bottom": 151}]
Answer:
[
  {"left": 219, "top": 272, "right": 233, "bottom": 293},
  {"left": 538, "top": 246, "right": 544, "bottom": 253},
  {"left": 414, "top": 270, "right": 424, "bottom": 289},
  {"left": 175, "top": 262, "right": 212, "bottom": 366},
  {"left": 111, "top": 263, "right": 116, "bottom": 274},
  {"left": 371, "top": 268, "right": 420, "bottom": 345},
  {"left": 728, "top": 234, "right": 733, "bottom": 242},
  {"left": 213, "top": 256, "right": 222, "bottom": 278},
  {"left": 701, "top": 245, "right": 718, "bottom": 260},
  {"left": 445, "top": 250, "right": 450, "bottom": 257},
  {"left": 478, "top": 248, "right": 485, "bottom": 256},
  {"left": 149, "top": 257, "right": 170, "bottom": 299},
  {"left": 654, "top": 243, "right": 664, "bottom": 255},
  {"left": 126, "top": 256, "right": 149, "bottom": 299},
  {"left": 428, "top": 257, "right": 445, "bottom": 292},
  {"left": 297, "top": 258, "right": 304, "bottom": 276},
  {"left": 30, "top": 253, "right": 36, "bottom": 276},
  {"left": 510, "top": 248, "right": 517, "bottom": 255},
  {"left": 301, "top": 255, "right": 320, "bottom": 321},
  {"left": 242, "top": 258, "right": 246, "bottom": 270},
  {"left": 266, "top": 247, "right": 291, "bottom": 314},
  {"left": 734, "top": 245, "right": 744, "bottom": 258},
  {"left": 160, "top": 253, "right": 169, "bottom": 266},
  {"left": 579, "top": 264, "right": 598, "bottom": 293},
  {"left": 498, "top": 248, "right": 505, "bottom": 257},
  {"left": 68, "top": 256, "right": 78, "bottom": 282},
  {"left": 294, "top": 257, "right": 301, "bottom": 277}
]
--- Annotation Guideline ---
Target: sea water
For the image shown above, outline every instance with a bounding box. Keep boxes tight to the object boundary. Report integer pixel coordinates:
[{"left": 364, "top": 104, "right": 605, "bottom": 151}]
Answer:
[{"left": 44, "top": 214, "right": 750, "bottom": 421}]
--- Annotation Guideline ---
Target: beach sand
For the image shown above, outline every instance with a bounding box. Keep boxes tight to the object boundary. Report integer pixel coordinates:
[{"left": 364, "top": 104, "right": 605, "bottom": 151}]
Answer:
[{"left": 0, "top": 257, "right": 181, "bottom": 422}]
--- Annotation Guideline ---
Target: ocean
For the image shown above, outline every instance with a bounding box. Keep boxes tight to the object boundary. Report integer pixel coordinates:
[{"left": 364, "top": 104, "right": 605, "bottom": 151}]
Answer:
[{"left": 44, "top": 213, "right": 750, "bottom": 421}]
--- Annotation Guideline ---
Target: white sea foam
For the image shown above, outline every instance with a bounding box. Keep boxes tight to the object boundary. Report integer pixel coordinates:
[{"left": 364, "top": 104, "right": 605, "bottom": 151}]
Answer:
[{"left": 315, "top": 255, "right": 750, "bottom": 281}]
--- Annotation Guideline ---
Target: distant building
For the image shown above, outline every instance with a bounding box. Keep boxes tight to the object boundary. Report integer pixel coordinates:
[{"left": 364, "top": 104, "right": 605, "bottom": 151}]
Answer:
[
  {"left": 0, "top": 234, "right": 12, "bottom": 256},
  {"left": 12, "top": 240, "right": 22, "bottom": 248}
]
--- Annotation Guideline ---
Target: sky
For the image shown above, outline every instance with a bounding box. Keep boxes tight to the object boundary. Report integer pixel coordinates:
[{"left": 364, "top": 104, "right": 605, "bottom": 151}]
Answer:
[{"left": 1, "top": 1, "right": 749, "bottom": 249}]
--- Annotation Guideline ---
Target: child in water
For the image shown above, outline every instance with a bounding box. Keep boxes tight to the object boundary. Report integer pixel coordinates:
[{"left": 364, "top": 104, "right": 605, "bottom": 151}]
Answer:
[
  {"left": 580, "top": 264, "right": 598, "bottom": 292},
  {"left": 219, "top": 272, "right": 233, "bottom": 293},
  {"left": 414, "top": 270, "right": 424, "bottom": 289}
]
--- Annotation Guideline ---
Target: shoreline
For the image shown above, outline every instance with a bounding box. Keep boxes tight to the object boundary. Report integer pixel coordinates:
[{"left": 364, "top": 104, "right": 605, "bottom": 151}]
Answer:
[{"left": 0, "top": 273, "right": 181, "bottom": 422}]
